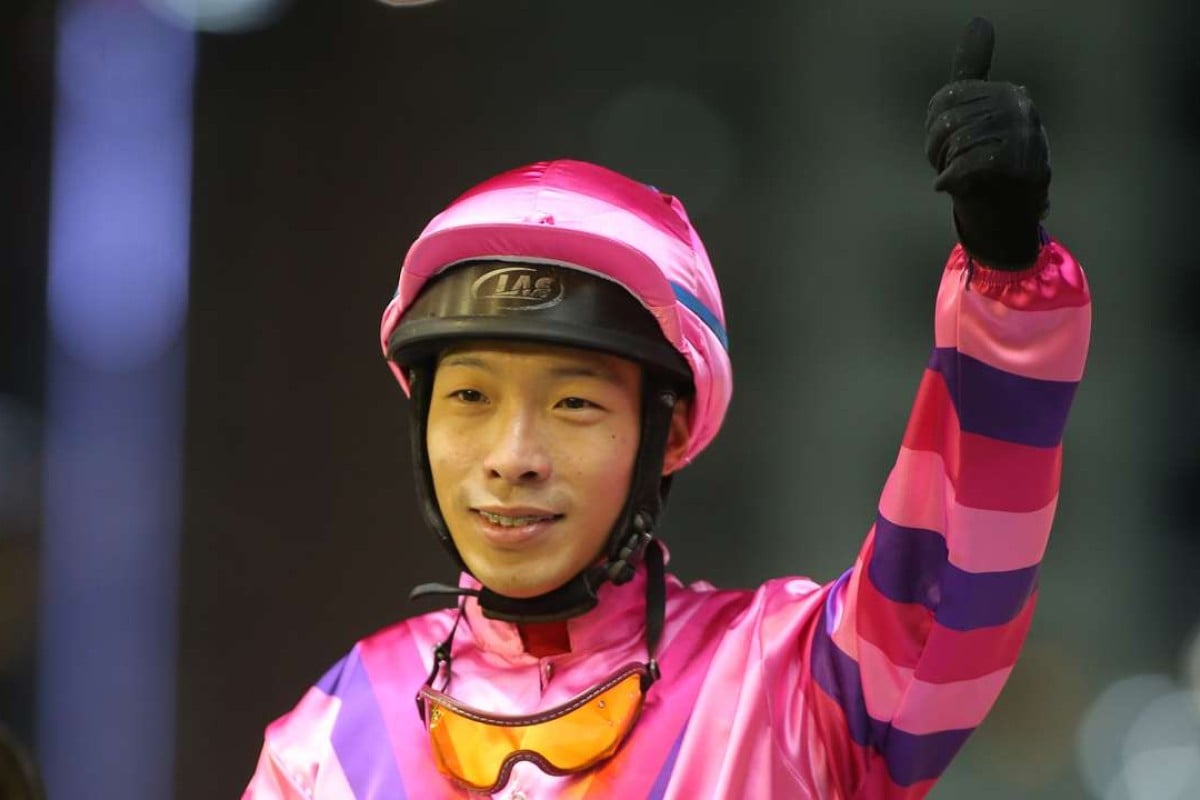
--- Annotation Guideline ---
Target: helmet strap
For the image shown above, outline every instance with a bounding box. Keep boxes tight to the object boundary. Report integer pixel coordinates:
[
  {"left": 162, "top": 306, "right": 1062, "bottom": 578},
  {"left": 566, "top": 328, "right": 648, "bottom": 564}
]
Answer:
[
  {"left": 406, "top": 366, "right": 471, "bottom": 574},
  {"left": 600, "top": 374, "right": 678, "bottom": 586}
]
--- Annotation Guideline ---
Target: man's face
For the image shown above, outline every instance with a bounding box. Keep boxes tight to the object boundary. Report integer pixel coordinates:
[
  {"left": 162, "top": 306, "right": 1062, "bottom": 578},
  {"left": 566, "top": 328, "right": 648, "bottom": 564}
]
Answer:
[{"left": 426, "top": 341, "right": 646, "bottom": 599}]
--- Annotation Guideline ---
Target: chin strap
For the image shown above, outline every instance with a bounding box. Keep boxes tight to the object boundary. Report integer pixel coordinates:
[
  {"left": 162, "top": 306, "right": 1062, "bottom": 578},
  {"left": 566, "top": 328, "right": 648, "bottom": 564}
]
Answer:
[
  {"left": 415, "top": 539, "right": 667, "bottom": 707},
  {"left": 409, "top": 568, "right": 604, "bottom": 623}
]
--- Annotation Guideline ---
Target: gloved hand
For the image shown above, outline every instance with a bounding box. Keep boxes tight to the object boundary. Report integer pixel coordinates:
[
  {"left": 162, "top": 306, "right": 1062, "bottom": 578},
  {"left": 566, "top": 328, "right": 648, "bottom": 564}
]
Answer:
[{"left": 924, "top": 18, "right": 1050, "bottom": 270}]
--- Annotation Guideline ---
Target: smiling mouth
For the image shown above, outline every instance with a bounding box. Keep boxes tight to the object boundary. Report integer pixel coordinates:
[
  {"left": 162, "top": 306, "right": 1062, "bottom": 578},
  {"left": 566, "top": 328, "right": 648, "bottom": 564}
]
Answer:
[{"left": 475, "top": 510, "right": 563, "bottom": 528}]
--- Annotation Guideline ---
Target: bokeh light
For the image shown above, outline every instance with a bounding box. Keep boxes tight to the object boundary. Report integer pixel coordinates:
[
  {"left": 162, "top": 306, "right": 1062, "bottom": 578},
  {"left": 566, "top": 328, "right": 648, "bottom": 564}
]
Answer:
[
  {"left": 48, "top": 3, "right": 194, "bottom": 372},
  {"left": 38, "top": 2, "right": 193, "bottom": 797},
  {"left": 1077, "top": 671, "right": 1200, "bottom": 800},
  {"left": 1077, "top": 674, "right": 1175, "bottom": 797},
  {"left": 1112, "top": 690, "right": 1200, "bottom": 799},
  {"left": 141, "top": 0, "right": 290, "bottom": 33}
]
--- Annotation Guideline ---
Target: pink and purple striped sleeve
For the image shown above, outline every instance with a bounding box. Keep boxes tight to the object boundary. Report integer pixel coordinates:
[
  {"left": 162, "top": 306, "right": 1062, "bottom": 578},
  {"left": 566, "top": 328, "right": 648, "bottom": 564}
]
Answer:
[{"left": 803, "top": 241, "right": 1091, "bottom": 798}]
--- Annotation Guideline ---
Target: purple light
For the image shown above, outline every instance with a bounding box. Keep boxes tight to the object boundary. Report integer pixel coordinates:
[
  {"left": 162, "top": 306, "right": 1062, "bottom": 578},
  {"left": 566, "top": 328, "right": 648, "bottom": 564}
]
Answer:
[
  {"left": 47, "top": 1, "right": 193, "bottom": 372},
  {"left": 39, "top": 2, "right": 193, "bottom": 797}
]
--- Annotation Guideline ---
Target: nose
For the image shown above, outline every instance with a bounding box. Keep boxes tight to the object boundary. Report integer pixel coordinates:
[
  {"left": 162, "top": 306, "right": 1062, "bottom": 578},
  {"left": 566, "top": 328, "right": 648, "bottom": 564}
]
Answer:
[{"left": 482, "top": 405, "right": 552, "bottom": 485}]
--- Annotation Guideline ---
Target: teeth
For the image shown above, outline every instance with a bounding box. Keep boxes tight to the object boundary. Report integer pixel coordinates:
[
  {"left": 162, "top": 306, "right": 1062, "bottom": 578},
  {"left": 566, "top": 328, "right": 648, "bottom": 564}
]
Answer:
[{"left": 479, "top": 510, "right": 555, "bottom": 527}]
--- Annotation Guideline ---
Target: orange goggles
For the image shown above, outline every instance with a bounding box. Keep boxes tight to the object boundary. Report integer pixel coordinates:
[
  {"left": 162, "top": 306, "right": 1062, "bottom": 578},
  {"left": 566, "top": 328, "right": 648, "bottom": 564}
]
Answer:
[{"left": 417, "top": 661, "right": 656, "bottom": 793}]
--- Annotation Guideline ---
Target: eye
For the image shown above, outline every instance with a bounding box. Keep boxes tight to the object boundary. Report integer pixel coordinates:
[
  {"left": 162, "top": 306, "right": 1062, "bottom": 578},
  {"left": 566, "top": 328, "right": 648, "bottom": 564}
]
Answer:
[
  {"left": 556, "top": 396, "right": 598, "bottom": 411},
  {"left": 450, "top": 389, "right": 486, "bottom": 404}
]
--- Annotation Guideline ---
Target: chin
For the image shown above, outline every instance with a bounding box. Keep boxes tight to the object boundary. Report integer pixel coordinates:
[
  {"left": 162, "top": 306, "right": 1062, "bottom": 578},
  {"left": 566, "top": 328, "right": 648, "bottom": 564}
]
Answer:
[
  {"left": 483, "top": 575, "right": 562, "bottom": 599},
  {"left": 490, "top": 584, "right": 547, "bottom": 600},
  {"left": 472, "top": 562, "right": 574, "bottom": 600}
]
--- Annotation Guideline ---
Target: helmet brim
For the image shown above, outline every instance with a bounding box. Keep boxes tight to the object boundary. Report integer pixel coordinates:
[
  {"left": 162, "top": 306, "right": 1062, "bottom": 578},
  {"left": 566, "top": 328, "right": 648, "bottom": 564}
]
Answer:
[{"left": 387, "top": 261, "right": 691, "bottom": 384}]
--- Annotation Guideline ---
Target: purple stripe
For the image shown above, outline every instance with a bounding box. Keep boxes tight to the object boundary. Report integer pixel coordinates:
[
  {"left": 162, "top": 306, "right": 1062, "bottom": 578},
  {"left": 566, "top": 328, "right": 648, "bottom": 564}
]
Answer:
[
  {"left": 877, "top": 725, "right": 975, "bottom": 788},
  {"left": 322, "top": 647, "right": 408, "bottom": 799},
  {"left": 810, "top": 611, "right": 972, "bottom": 786},
  {"left": 928, "top": 347, "right": 1077, "bottom": 448},
  {"left": 315, "top": 653, "right": 350, "bottom": 695},
  {"left": 869, "top": 515, "right": 1039, "bottom": 631},
  {"left": 823, "top": 570, "right": 853, "bottom": 633},
  {"left": 647, "top": 726, "right": 687, "bottom": 799}
]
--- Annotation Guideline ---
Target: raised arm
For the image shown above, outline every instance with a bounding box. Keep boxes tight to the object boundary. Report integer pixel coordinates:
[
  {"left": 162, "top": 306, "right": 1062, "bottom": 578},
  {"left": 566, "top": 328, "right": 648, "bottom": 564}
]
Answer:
[{"left": 793, "top": 19, "right": 1092, "bottom": 798}]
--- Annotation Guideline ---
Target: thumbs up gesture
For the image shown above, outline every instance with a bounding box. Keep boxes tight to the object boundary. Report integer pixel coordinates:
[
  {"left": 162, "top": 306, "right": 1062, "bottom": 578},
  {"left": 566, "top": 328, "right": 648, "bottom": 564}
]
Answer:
[{"left": 924, "top": 18, "right": 1050, "bottom": 269}]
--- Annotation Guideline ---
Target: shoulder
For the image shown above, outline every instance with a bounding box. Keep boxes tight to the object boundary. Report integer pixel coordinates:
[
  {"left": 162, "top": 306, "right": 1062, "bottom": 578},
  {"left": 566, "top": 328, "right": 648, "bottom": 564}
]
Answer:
[
  {"left": 252, "top": 610, "right": 457, "bottom": 792},
  {"left": 666, "top": 572, "right": 827, "bottom": 629},
  {"left": 654, "top": 574, "right": 830, "bottom": 683},
  {"left": 266, "top": 608, "right": 456, "bottom": 745}
]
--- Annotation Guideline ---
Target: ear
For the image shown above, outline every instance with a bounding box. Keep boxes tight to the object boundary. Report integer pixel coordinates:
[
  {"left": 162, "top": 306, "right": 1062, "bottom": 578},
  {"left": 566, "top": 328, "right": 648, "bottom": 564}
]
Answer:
[{"left": 661, "top": 396, "right": 692, "bottom": 476}]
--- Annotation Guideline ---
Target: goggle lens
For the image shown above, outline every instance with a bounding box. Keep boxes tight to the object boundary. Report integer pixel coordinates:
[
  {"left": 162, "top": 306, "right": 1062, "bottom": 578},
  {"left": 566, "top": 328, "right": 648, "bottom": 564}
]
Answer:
[{"left": 420, "top": 667, "right": 646, "bottom": 792}]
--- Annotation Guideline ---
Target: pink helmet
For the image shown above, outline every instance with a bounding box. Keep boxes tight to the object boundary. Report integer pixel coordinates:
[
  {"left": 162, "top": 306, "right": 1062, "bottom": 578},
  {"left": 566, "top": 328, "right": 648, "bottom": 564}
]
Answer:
[{"left": 379, "top": 159, "right": 732, "bottom": 466}]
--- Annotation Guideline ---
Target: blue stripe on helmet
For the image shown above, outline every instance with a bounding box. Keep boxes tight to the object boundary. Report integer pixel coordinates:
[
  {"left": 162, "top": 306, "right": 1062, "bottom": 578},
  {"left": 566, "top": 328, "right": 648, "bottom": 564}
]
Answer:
[{"left": 670, "top": 282, "right": 729, "bottom": 351}]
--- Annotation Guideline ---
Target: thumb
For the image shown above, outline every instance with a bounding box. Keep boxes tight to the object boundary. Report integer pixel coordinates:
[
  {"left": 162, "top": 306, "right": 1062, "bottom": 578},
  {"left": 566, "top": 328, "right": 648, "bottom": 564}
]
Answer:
[{"left": 949, "top": 17, "right": 995, "bottom": 81}]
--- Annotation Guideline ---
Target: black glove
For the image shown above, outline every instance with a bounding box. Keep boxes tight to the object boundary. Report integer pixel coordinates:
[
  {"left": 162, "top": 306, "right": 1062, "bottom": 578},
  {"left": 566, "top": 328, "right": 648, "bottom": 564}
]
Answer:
[{"left": 924, "top": 18, "right": 1050, "bottom": 270}]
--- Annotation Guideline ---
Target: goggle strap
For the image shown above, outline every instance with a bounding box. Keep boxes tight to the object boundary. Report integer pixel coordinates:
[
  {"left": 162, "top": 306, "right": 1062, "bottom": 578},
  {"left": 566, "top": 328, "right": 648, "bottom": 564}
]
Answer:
[
  {"left": 641, "top": 538, "right": 666, "bottom": 691},
  {"left": 644, "top": 538, "right": 665, "bottom": 657},
  {"left": 417, "top": 601, "right": 467, "bottom": 723}
]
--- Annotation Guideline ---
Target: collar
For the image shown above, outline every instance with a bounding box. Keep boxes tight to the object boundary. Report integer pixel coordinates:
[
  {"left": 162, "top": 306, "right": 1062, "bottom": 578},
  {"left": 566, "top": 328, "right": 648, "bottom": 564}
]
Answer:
[{"left": 457, "top": 545, "right": 669, "bottom": 664}]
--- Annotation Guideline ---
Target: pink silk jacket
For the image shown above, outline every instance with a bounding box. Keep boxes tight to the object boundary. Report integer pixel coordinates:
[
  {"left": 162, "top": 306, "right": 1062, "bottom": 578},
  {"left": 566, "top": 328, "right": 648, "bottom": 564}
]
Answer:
[{"left": 245, "top": 242, "right": 1092, "bottom": 799}]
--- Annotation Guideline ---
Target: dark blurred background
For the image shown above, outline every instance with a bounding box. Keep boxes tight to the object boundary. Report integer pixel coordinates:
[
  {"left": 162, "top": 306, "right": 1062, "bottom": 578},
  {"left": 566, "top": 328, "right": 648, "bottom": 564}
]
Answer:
[{"left": 2, "top": 0, "right": 1198, "bottom": 797}]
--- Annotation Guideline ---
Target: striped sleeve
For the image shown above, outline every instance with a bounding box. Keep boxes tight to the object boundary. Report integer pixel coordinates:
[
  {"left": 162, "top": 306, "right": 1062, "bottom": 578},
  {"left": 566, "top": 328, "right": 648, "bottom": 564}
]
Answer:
[{"left": 804, "top": 241, "right": 1092, "bottom": 798}]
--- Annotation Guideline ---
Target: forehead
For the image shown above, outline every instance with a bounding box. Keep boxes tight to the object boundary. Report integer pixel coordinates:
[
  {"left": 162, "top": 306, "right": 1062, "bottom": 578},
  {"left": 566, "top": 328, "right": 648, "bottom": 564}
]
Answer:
[{"left": 435, "top": 341, "right": 641, "bottom": 384}]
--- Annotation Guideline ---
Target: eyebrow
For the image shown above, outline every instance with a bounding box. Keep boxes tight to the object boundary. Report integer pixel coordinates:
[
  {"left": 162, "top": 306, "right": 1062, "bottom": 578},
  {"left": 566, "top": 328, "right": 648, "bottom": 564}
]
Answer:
[
  {"left": 547, "top": 364, "right": 624, "bottom": 385},
  {"left": 438, "top": 354, "right": 627, "bottom": 386},
  {"left": 438, "top": 354, "right": 490, "bottom": 371}
]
